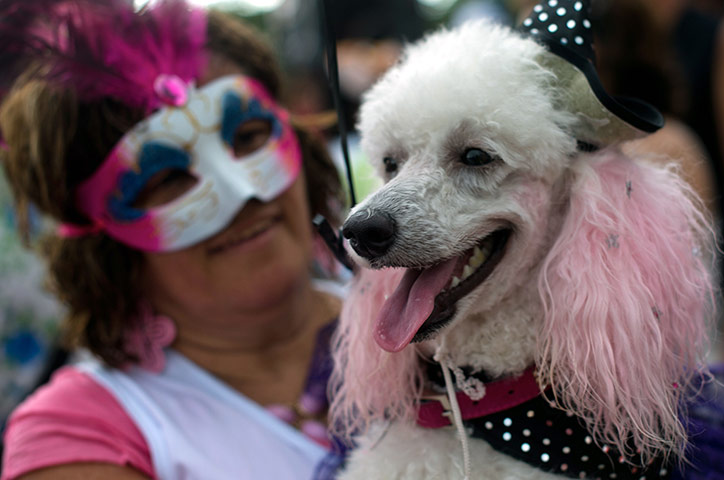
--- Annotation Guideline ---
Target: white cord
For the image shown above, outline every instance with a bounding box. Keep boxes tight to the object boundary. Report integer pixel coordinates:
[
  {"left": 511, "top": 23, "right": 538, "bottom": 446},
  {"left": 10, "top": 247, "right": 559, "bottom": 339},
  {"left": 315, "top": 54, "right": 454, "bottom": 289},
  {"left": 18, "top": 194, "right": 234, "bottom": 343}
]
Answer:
[
  {"left": 434, "top": 350, "right": 472, "bottom": 480},
  {"left": 450, "top": 363, "right": 486, "bottom": 401}
]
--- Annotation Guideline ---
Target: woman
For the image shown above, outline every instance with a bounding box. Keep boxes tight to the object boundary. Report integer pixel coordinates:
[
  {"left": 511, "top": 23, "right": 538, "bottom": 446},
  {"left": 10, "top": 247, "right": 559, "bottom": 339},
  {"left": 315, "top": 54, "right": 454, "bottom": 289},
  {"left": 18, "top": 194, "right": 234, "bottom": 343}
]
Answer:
[
  {"left": 0, "top": 1, "right": 345, "bottom": 478},
  {"left": 591, "top": 0, "right": 717, "bottom": 215}
]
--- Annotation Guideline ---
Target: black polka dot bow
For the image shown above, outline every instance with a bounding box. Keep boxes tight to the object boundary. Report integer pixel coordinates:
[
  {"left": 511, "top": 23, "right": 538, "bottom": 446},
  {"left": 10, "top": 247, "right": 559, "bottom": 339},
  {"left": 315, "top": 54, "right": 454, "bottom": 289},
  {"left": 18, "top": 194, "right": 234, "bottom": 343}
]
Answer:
[
  {"left": 521, "top": 0, "right": 595, "bottom": 64},
  {"left": 516, "top": 0, "right": 664, "bottom": 144}
]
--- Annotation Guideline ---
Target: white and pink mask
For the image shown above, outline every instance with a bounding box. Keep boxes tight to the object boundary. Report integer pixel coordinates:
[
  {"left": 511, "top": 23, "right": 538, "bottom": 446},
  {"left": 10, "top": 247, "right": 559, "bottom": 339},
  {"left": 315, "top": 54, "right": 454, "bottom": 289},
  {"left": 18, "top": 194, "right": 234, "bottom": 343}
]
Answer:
[{"left": 72, "top": 74, "right": 301, "bottom": 251}]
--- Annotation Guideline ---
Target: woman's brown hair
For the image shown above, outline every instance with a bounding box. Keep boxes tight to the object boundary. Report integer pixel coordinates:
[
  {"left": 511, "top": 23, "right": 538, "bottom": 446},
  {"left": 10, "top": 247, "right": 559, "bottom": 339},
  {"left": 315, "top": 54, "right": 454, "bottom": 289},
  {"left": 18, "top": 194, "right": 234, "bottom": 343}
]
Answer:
[{"left": 0, "top": 10, "right": 343, "bottom": 367}]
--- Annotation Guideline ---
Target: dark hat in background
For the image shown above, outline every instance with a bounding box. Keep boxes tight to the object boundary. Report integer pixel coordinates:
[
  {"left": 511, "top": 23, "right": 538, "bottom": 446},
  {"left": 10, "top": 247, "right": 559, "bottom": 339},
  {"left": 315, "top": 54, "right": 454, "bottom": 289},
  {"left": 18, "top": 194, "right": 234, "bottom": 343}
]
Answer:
[{"left": 330, "top": 0, "right": 426, "bottom": 41}]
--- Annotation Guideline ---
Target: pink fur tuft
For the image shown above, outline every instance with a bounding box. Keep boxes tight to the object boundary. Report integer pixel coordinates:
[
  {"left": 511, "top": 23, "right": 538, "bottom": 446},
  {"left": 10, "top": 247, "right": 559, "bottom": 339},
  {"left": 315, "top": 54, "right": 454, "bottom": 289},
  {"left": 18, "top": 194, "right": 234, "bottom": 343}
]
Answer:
[
  {"left": 329, "top": 267, "right": 423, "bottom": 441},
  {"left": 537, "top": 148, "right": 715, "bottom": 463}
]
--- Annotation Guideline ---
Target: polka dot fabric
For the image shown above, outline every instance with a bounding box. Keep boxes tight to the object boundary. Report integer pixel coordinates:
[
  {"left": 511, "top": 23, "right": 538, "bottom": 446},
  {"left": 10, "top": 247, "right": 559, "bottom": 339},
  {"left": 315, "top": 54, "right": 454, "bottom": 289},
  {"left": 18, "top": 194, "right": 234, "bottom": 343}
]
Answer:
[
  {"left": 465, "top": 394, "right": 672, "bottom": 479},
  {"left": 520, "top": 0, "right": 595, "bottom": 64},
  {"left": 424, "top": 363, "right": 672, "bottom": 479}
]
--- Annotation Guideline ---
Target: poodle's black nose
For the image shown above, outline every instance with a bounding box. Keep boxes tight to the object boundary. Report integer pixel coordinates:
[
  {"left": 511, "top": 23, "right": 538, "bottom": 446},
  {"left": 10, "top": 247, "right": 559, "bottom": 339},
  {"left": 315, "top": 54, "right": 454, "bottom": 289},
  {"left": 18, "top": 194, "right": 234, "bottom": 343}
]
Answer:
[{"left": 342, "top": 211, "right": 396, "bottom": 260}]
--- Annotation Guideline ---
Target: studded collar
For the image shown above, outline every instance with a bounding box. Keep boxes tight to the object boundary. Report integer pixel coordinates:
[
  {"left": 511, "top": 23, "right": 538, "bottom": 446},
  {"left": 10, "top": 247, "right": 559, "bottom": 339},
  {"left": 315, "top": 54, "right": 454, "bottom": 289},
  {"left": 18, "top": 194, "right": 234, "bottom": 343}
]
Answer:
[{"left": 417, "top": 364, "right": 672, "bottom": 479}]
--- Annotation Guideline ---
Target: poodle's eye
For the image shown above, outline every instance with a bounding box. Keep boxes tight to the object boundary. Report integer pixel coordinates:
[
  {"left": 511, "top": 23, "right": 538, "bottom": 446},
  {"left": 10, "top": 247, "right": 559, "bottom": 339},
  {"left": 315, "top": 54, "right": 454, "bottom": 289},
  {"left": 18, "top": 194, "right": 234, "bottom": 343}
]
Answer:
[
  {"left": 460, "top": 148, "right": 495, "bottom": 167},
  {"left": 383, "top": 156, "right": 398, "bottom": 174}
]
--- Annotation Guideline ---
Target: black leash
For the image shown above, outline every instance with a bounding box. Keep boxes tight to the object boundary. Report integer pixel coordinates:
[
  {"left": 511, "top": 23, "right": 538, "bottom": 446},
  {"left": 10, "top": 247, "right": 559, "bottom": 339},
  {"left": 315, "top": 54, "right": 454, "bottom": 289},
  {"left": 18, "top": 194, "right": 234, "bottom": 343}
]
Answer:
[
  {"left": 313, "top": 0, "right": 356, "bottom": 271},
  {"left": 317, "top": 0, "right": 356, "bottom": 208}
]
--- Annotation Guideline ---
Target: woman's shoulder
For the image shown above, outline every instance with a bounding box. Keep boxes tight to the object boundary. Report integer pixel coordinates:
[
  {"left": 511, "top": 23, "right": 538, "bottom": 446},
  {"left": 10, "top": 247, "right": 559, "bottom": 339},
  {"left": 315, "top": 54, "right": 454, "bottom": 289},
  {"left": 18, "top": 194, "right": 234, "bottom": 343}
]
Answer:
[
  {"left": 12, "top": 366, "right": 109, "bottom": 411},
  {"left": 2, "top": 366, "right": 154, "bottom": 480}
]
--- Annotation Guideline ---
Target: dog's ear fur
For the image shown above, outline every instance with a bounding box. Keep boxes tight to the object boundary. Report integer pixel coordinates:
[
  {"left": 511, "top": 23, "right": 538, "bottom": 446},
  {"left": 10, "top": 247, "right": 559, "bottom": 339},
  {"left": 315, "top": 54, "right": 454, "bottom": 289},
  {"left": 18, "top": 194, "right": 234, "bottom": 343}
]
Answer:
[
  {"left": 537, "top": 149, "right": 715, "bottom": 462},
  {"left": 329, "top": 268, "right": 423, "bottom": 441}
]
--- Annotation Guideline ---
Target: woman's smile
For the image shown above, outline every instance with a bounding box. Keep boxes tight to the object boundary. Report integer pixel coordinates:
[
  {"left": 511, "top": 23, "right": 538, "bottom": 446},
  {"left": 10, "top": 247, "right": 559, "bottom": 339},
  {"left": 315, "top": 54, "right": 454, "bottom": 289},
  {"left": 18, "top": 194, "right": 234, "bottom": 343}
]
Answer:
[{"left": 206, "top": 214, "right": 283, "bottom": 255}]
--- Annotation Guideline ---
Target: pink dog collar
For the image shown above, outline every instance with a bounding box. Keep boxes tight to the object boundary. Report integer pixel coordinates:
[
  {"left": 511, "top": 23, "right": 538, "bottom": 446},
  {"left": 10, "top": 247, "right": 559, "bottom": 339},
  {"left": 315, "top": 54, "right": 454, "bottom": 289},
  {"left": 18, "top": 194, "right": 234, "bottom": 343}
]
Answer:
[{"left": 417, "top": 365, "right": 541, "bottom": 428}]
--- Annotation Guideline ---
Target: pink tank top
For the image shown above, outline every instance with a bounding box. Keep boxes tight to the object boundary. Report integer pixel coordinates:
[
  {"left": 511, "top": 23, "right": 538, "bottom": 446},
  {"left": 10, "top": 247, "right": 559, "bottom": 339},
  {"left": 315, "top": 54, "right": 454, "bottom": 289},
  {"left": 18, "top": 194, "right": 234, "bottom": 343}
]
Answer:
[{"left": 1, "top": 367, "right": 154, "bottom": 479}]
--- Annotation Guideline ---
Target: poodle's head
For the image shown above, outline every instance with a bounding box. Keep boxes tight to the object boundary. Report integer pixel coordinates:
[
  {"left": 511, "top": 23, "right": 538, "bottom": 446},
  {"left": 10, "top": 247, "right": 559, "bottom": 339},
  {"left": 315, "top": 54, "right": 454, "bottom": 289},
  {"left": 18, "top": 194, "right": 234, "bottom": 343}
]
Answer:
[{"left": 343, "top": 22, "right": 579, "bottom": 361}]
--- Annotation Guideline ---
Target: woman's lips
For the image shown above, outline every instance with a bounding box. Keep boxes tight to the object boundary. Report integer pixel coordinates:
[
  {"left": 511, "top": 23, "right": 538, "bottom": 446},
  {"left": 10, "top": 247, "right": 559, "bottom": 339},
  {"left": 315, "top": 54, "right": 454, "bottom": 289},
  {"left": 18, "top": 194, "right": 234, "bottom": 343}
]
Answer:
[{"left": 207, "top": 215, "right": 281, "bottom": 254}]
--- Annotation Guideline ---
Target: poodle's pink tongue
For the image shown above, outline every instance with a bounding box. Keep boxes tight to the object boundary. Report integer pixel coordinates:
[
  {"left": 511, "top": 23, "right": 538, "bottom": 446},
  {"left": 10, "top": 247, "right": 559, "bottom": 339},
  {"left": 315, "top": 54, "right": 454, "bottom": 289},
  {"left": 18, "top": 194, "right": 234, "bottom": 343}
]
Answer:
[{"left": 374, "top": 258, "right": 458, "bottom": 352}]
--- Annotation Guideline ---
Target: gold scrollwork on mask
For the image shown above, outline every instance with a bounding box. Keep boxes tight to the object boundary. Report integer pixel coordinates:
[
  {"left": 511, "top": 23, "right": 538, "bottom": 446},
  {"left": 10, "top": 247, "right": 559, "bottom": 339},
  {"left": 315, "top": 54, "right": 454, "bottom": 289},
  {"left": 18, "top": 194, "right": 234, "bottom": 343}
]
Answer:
[
  {"left": 166, "top": 180, "right": 214, "bottom": 214},
  {"left": 199, "top": 189, "right": 220, "bottom": 221},
  {"left": 163, "top": 180, "right": 220, "bottom": 243}
]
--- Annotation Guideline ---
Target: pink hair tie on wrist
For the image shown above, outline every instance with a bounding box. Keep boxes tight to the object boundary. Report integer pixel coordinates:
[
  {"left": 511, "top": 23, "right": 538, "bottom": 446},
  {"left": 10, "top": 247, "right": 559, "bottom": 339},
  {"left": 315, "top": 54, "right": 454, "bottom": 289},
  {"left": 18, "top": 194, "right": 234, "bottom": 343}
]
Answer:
[{"left": 57, "top": 221, "right": 104, "bottom": 238}]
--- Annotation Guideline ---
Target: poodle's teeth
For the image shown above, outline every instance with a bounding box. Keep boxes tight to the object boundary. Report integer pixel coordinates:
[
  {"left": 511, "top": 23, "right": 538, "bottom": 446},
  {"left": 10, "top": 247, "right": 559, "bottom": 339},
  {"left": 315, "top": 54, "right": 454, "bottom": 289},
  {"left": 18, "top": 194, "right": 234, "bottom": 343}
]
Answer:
[
  {"left": 462, "top": 265, "right": 473, "bottom": 279},
  {"left": 481, "top": 243, "right": 493, "bottom": 258},
  {"left": 451, "top": 276, "right": 461, "bottom": 288},
  {"left": 469, "top": 246, "right": 485, "bottom": 268}
]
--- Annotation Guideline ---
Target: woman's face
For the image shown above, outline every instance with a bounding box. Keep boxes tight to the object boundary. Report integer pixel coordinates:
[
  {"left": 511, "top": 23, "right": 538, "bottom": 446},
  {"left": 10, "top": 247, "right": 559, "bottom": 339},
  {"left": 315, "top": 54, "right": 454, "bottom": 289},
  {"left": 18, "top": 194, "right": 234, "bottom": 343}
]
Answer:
[{"left": 139, "top": 56, "right": 315, "bottom": 321}]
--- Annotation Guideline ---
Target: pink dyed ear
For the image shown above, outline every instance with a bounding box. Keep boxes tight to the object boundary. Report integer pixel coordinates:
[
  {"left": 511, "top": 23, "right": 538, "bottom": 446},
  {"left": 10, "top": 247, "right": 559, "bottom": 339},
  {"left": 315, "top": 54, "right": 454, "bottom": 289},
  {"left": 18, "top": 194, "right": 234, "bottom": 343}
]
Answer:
[
  {"left": 329, "top": 267, "right": 423, "bottom": 441},
  {"left": 537, "top": 149, "right": 715, "bottom": 463}
]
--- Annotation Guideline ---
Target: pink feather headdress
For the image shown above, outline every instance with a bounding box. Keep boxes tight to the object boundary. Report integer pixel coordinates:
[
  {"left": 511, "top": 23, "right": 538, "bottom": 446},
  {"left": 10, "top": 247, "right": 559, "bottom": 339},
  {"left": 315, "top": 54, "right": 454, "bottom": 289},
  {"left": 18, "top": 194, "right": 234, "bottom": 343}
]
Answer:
[{"left": 0, "top": 0, "right": 207, "bottom": 113}]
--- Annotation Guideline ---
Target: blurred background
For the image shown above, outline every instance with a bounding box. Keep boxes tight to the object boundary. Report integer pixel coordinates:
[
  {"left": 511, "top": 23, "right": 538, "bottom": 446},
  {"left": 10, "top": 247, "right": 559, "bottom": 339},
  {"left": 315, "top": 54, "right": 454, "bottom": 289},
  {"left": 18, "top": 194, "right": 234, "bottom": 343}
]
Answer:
[
  {"left": 1, "top": 0, "right": 723, "bottom": 441},
  {"left": 137, "top": 0, "right": 723, "bottom": 214}
]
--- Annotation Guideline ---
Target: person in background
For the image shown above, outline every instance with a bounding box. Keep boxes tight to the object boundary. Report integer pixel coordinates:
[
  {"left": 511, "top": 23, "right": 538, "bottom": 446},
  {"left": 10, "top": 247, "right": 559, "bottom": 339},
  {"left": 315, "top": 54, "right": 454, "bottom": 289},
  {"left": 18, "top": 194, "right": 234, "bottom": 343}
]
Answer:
[
  {"left": 642, "top": 0, "right": 724, "bottom": 167},
  {"left": 693, "top": 0, "right": 724, "bottom": 15},
  {"left": 592, "top": 0, "right": 717, "bottom": 215},
  {"left": 0, "top": 0, "right": 345, "bottom": 478},
  {"left": 331, "top": 0, "right": 426, "bottom": 131}
]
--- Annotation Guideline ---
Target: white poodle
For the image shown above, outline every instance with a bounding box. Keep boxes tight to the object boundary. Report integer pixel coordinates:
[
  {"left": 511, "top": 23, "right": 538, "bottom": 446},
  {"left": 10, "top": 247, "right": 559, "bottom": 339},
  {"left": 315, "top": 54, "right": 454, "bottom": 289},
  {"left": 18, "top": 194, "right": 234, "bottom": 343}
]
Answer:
[{"left": 329, "top": 3, "right": 716, "bottom": 479}]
